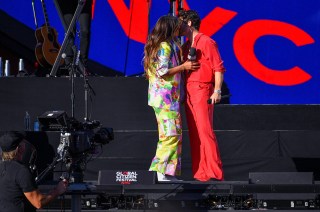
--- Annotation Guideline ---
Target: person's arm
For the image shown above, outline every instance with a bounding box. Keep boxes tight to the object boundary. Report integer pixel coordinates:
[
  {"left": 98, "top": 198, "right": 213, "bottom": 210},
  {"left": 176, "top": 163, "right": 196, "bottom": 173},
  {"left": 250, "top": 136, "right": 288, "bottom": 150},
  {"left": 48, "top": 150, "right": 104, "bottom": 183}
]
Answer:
[
  {"left": 166, "top": 60, "right": 200, "bottom": 76},
  {"left": 24, "top": 189, "right": 58, "bottom": 209},
  {"left": 24, "top": 180, "right": 68, "bottom": 209},
  {"left": 210, "top": 71, "right": 224, "bottom": 103},
  {"left": 205, "top": 39, "right": 226, "bottom": 104},
  {"left": 157, "top": 42, "right": 199, "bottom": 77}
]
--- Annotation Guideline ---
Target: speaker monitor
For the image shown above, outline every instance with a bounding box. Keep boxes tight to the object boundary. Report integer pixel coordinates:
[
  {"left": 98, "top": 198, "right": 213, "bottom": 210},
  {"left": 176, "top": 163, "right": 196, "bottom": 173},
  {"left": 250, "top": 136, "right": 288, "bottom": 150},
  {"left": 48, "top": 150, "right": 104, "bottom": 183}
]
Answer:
[{"left": 38, "top": 111, "right": 69, "bottom": 131}]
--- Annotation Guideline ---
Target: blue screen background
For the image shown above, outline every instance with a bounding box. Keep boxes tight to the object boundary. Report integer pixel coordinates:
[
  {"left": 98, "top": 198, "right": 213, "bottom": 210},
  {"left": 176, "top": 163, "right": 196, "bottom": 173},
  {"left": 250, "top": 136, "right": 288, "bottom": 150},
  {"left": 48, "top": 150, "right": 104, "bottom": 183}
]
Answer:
[{"left": 1, "top": 0, "right": 319, "bottom": 104}]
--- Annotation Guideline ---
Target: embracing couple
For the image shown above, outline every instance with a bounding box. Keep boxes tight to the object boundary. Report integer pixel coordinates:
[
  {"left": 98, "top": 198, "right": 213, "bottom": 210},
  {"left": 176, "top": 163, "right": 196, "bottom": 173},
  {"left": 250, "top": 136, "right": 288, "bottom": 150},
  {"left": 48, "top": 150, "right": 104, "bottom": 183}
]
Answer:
[{"left": 144, "top": 10, "right": 226, "bottom": 182}]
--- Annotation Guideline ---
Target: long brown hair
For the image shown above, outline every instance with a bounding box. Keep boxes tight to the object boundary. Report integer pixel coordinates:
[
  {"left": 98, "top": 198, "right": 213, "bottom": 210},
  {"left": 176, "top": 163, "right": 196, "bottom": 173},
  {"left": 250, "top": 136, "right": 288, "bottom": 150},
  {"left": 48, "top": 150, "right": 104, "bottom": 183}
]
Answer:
[{"left": 143, "top": 15, "right": 182, "bottom": 78}]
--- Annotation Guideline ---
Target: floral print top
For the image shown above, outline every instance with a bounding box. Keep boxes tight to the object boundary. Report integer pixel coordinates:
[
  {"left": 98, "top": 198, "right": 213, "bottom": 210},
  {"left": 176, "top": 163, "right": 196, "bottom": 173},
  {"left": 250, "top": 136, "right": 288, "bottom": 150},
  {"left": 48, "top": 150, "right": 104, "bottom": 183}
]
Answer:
[{"left": 147, "top": 41, "right": 181, "bottom": 111}]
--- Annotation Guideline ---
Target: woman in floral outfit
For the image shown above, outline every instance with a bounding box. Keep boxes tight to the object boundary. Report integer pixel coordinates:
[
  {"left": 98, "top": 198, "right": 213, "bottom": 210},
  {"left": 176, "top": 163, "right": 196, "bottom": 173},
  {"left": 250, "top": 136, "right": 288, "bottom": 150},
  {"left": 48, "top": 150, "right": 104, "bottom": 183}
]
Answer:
[{"left": 143, "top": 15, "right": 199, "bottom": 181}]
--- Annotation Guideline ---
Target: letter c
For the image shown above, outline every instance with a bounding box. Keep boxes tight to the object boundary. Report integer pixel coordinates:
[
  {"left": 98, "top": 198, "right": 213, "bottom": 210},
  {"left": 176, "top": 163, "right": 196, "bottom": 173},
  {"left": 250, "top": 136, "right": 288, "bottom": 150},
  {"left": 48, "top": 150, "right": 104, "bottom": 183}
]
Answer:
[{"left": 233, "top": 20, "right": 314, "bottom": 86}]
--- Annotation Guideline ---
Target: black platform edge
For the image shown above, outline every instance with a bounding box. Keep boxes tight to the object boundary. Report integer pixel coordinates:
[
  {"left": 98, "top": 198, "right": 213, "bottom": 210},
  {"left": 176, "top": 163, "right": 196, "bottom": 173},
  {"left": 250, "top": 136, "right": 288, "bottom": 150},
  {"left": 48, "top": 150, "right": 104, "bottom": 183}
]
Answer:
[
  {"left": 38, "top": 180, "right": 320, "bottom": 197},
  {"left": 37, "top": 180, "right": 320, "bottom": 211}
]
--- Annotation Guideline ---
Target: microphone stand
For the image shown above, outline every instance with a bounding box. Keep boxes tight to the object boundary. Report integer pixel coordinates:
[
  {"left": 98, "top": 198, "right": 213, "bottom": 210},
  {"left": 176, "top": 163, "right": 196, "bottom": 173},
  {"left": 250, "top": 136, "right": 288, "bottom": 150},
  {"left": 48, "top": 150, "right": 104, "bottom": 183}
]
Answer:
[
  {"left": 53, "top": 0, "right": 86, "bottom": 75},
  {"left": 70, "top": 47, "right": 79, "bottom": 118},
  {"left": 83, "top": 77, "right": 95, "bottom": 123},
  {"left": 177, "top": 0, "right": 183, "bottom": 11},
  {"left": 31, "top": 0, "right": 38, "bottom": 28},
  {"left": 49, "top": 2, "right": 94, "bottom": 211},
  {"left": 50, "top": 0, "right": 86, "bottom": 77},
  {"left": 169, "top": 0, "right": 176, "bottom": 16}
]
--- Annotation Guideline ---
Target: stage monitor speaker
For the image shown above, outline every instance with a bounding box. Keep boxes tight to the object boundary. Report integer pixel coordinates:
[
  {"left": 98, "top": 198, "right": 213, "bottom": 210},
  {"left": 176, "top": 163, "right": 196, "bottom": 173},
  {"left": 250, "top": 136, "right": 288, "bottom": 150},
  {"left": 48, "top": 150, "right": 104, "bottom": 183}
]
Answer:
[
  {"left": 38, "top": 111, "right": 69, "bottom": 131},
  {"left": 249, "top": 172, "right": 314, "bottom": 184},
  {"left": 98, "top": 170, "right": 155, "bottom": 185}
]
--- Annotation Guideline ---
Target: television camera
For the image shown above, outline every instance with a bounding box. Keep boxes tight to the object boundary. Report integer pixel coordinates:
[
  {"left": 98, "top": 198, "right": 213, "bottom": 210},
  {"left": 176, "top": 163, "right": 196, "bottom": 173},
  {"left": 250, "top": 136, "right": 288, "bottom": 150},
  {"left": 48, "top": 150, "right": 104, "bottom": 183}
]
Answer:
[{"left": 36, "top": 111, "right": 114, "bottom": 184}]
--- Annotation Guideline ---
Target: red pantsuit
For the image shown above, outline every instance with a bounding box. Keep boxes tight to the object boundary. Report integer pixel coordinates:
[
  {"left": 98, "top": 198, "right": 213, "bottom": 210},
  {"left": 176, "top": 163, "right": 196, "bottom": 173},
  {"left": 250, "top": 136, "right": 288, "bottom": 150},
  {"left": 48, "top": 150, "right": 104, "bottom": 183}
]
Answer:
[
  {"left": 182, "top": 33, "right": 225, "bottom": 181},
  {"left": 185, "top": 82, "right": 223, "bottom": 181}
]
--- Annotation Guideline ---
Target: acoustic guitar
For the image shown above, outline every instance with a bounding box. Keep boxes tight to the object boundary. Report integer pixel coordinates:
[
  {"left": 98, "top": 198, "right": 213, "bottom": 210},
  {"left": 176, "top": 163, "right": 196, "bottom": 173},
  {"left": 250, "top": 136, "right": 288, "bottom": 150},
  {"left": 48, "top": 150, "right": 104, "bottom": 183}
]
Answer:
[{"left": 35, "top": 0, "right": 61, "bottom": 68}]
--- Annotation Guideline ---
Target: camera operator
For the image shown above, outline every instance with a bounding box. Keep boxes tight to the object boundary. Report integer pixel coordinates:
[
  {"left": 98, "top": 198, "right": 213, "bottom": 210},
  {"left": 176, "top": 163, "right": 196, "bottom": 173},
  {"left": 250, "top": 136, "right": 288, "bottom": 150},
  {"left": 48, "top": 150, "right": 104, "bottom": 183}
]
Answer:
[{"left": 0, "top": 131, "right": 68, "bottom": 212}]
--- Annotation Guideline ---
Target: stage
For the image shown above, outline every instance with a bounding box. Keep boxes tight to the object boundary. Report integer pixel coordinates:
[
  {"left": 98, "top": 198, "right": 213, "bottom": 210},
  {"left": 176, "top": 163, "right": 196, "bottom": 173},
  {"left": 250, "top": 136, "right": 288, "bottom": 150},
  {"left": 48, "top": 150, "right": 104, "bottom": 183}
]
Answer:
[
  {"left": 1, "top": 77, "right": 320, "bottom": 210},
  {"left": 1, "top": 0, "right": 320, "bottom": 209}
]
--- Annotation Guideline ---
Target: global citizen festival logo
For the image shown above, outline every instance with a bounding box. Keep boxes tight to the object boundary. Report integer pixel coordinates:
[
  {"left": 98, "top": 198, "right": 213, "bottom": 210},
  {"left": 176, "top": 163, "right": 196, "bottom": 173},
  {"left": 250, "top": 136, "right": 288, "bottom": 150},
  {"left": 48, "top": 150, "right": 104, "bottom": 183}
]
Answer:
[{"left": 116, "top": 171, "right": 138, "bottom": 184}]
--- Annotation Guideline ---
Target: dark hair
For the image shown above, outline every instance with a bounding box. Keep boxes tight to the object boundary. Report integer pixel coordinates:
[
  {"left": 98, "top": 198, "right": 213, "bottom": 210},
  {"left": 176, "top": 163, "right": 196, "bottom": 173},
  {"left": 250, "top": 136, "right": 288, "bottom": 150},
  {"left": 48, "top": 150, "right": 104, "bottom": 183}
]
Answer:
[
  {"left": 143, "top": 15, "right": 182, "bottom": 78},
  {"left": 178, "top": 9, "right": 201, "bottom": 31}
]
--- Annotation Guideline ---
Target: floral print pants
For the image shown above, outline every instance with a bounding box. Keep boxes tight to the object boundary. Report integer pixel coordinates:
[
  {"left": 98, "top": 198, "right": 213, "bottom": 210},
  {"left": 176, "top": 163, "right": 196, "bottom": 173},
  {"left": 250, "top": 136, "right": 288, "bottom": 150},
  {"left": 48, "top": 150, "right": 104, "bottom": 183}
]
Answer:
[{"left": 149, "top": 107, "right": 182, "bottom": 176}]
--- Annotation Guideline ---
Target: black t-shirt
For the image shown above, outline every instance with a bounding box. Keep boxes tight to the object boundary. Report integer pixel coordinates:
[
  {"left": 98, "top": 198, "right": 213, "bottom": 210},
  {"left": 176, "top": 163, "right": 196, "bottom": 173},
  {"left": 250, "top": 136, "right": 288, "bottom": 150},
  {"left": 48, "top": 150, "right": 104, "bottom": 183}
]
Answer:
[{"left": 0, "top": 160, "right": 37, "bottom": 212}]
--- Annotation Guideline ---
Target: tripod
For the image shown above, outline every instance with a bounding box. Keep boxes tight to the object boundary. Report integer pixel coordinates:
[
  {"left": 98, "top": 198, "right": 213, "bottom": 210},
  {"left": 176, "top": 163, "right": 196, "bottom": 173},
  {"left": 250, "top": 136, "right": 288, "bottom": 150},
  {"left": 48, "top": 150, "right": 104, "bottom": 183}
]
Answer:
[{"left": 36, "top": 131, "right": 95, "bottom": 212}]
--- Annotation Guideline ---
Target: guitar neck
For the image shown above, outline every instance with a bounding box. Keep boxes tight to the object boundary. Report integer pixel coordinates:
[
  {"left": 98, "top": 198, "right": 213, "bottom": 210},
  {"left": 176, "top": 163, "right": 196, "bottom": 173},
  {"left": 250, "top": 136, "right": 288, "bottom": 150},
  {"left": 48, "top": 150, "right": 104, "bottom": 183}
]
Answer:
[{"left": 41, "top": 0, "right": 50, "bottom": 26}]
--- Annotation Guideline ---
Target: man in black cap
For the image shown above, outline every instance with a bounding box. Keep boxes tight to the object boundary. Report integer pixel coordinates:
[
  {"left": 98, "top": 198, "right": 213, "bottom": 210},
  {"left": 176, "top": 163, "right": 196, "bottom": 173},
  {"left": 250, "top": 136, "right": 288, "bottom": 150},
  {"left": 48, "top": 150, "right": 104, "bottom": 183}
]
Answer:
[{"left": 0, "top": 131, "right": 68, "bottom": 212}]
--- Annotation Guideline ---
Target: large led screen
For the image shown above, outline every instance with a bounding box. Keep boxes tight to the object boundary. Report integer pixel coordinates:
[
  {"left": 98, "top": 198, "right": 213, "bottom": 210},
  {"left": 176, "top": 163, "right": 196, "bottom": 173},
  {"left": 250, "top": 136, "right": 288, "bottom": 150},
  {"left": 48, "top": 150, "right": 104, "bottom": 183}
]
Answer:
[{"left": 1, "top": 0, "right": 319, "bottom": 103}]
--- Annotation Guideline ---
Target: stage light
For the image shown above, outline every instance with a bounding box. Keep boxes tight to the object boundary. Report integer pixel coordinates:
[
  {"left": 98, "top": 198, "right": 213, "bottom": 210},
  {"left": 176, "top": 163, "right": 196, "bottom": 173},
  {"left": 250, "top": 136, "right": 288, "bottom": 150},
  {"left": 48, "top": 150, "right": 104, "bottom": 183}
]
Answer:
[
  {"left": 243, "top": 194, "right": 255, "bottom": 209},
  {"left": 206, "top": 194, "right": 256, "bottom": 210},
  {"left": 82, "top": 198, "right": 97, "bottom": 209},
  {"left": 206, "top": 194, "right": 220, "bottom": 209},
  {"left": 96, "top": 194, "right": 146, "bottom": 210},
  {"left": 132, "top": 195, "right": 145, "bottom": 209},
  {"left": 147, "top": 199, "right": 159, "bottom": 209}
]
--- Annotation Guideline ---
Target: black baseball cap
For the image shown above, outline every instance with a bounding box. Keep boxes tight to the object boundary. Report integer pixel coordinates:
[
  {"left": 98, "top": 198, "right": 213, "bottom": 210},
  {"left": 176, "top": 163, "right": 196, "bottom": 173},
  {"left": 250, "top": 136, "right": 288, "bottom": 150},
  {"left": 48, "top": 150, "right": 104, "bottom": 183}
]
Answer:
[{"left": 0, "top": 131, "right": 25, "bottom": 152}]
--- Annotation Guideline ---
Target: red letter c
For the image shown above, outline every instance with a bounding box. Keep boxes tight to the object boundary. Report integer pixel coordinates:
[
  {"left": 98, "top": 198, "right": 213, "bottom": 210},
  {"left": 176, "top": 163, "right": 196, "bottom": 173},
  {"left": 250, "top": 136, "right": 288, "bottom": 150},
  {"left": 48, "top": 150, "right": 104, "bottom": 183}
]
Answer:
[{"left": 233, "top": 20, "right": 314, "bottom": 86}]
